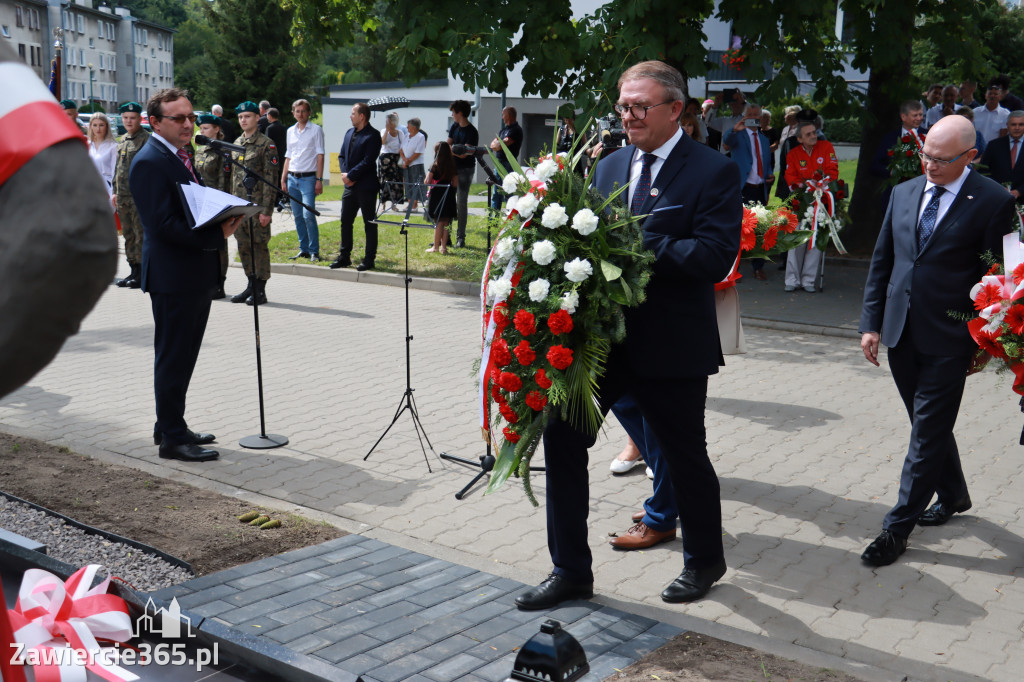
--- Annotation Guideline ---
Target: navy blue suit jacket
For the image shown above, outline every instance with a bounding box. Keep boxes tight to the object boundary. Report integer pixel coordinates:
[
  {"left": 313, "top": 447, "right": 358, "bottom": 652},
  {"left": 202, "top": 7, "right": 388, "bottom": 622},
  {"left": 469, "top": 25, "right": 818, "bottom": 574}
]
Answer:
[
  {"left": 860, "top": 169, "right": 1015, "bottom": 355},
  {"left": 338, "top": 124, "right": 382, "bottom": 193},
  {"left": 129, "top": 137, "right": 222, "bottom": 294},
  {"left": 723, "top": 127, "right": 774, "bottom": 186},
  {"left": 980, "top": 135, "right": 1024, "bottom": 201},
  {"left": 591, "top": 135, "right": 741, "bottom": 377}
]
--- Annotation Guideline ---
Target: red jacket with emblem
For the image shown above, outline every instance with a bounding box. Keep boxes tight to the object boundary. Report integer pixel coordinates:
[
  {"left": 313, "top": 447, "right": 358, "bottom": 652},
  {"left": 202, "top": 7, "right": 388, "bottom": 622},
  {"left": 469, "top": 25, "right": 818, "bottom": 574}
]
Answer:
[{"left": 785, "top": 140, "right": 839, "bottom": 189}]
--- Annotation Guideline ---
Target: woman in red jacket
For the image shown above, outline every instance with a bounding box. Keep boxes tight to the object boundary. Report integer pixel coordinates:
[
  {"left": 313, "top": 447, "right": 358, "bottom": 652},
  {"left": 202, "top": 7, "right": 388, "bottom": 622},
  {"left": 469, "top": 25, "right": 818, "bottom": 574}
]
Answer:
[{"left": 784, "top": 121, "right": 838, "bottom": 292}]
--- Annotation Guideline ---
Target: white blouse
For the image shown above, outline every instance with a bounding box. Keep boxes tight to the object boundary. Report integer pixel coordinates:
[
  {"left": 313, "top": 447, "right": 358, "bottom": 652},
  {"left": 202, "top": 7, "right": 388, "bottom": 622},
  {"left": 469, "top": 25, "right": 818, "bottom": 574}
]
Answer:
[
  {"left": 89, "top": 139, "right": 117, "bottom": 190},
  {"left": 381, "top": 127, "right": 405, "bottom": 154}
]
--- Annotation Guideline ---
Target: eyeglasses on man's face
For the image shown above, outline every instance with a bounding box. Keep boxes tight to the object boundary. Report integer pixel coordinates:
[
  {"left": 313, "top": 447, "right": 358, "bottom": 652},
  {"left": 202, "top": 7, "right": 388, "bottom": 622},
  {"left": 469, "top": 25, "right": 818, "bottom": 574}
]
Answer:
[
  {"left": 613, "top": 101, "right": 672, "bottom": 120},
  {"left": 916, "top": 148, "right": 974, "bottom": 166},
  {"left": 159, "top": 113, "right": 197, "bottom": 125}
]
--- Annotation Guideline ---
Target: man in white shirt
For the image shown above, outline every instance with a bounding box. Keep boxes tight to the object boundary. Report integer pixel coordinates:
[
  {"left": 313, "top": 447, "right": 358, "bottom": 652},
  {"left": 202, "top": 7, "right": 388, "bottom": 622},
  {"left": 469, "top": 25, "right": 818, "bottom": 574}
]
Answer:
[
  {"left": 925, "top": 85, "right": 958, "bottom": 129},
  {"left": 400, "top": 117, "right": 427, "bottom": 211},
  {"left": 973, "top": 85, "right": 1010, "bottom": 144},
  {"left": 280, "top": 98, "right": 325, "bottom": 261}
]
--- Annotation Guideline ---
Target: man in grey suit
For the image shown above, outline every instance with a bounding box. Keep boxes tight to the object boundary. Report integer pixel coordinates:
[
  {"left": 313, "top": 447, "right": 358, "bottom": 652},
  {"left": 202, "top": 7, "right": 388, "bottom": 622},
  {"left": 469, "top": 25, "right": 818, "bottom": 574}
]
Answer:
[{"left": 859, "top": 115, "right": 1016, "bottom": 566}]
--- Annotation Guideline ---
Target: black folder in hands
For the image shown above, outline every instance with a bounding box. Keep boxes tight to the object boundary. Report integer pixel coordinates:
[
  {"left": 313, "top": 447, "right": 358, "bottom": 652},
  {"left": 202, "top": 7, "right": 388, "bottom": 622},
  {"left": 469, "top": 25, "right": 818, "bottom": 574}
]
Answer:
[{"left": 178, "top": 182, "right": 263, "bottom": 230}]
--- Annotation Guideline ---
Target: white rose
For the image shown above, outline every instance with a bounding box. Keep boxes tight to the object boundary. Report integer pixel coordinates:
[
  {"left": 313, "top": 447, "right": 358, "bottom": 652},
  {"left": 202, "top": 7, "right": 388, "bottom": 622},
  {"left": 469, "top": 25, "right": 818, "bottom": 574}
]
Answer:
[
  {"left": 560, "top": 290, "right": 580, "bottom": 314},
  {"left": 494, "top": 237, "right": 517, "bottom": 264},
  {"left": 531, "top": 240, "right": 557, "bottom": 266},
  {"left": 541, "top": 203, "right": 569, "bottom": 229},
  {"left": 571, "top": 208, "right": 599, "bottom": 236},
  {"left": 489, "top": 277, "right": 513, "bottom": 302},
  {"left": 502, "top": 172, "right": 525, "bottom": 194},
  {"left": 516, "top": 192, "right": 540, "bottom": 219},
  {"left": 563, "top": 258, "right": 593, "bottom": 283},
  {"left": 528, "top": 278, "right": 550, "bottom": 302},
  {"left": 534, "top": 158, "right": 558, "bottom": 182}
]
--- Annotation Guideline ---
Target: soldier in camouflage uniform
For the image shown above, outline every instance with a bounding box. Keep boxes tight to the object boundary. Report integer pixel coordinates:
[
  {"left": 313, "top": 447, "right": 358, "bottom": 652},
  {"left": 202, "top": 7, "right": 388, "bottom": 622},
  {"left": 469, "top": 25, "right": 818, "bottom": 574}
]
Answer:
[
  {"left": 230, "top": 100, "right": 278, "bottom": 306},
  {"left": 195, "top": 113, "right": 233, "bottom": 299},
  {"left": 111, "top": 101, "right": 150, "bottom": 288}
]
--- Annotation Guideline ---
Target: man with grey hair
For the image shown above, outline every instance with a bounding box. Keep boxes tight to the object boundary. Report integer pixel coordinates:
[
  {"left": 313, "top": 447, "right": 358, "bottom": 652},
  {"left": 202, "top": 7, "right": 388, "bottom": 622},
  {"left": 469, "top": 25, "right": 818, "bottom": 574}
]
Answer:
[
  {"left": 257, "top": 99, "right": 271, "bottom": 133},
  {"left": 980, "top": 109, "right": 1024, "bottom": 203},
  {"left": 859, "top": 114, "right": 1015, "bottom": 566},
  {"left": 210, "top": 104, "right": 238, "bottom": 140},
  {"left": 515, "top": 59, "right": 740, "bottom": 611},
  {"left": 925, "top": 85, "right": 959, "bottom": 129},
  {"left": 400, "top": 117, "right": 427, "bottom": 211}
]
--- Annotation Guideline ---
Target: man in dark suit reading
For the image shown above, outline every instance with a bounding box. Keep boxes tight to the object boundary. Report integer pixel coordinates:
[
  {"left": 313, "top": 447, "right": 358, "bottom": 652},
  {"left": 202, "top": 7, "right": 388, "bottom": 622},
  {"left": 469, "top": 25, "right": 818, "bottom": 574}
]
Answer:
[
  {"left": 330, "top": 102, "right": 382, "bottom": 272},
  {"left": 859, "top": 115, "right": 1016, "bottom": 566},
  {"left": 515, "top": 61, "right": 741, "bottom": 610},
  {"left": 129, "top": 88, "right": 242, "bottom": 462}
]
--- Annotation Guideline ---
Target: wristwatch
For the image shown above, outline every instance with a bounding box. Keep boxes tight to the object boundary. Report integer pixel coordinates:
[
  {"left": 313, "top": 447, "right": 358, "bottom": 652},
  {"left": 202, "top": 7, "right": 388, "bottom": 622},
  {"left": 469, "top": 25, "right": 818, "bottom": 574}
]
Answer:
[{"left": 316, "top": 177, "right": 323, "bottom": 182}]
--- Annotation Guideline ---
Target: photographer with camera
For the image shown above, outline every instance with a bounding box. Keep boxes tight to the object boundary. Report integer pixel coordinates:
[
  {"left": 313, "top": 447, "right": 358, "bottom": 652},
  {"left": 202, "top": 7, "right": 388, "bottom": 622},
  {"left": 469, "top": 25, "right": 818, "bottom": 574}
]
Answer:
[
  {"left": 706, "top": 89, "right": 746, "bottom": 152},
  {"left": 724, "top": 102, "right": 775, "bottom": 280}
]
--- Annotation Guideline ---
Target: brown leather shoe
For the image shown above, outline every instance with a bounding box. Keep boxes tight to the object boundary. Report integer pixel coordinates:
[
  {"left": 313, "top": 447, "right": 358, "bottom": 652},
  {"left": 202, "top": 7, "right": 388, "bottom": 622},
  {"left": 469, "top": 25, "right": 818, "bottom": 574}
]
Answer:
[
  {"left": 631, "top": 509, "right": 645, "bottom": 523},
  {"left": 609, "top": 522, "right": 676, "bottom": 550}
]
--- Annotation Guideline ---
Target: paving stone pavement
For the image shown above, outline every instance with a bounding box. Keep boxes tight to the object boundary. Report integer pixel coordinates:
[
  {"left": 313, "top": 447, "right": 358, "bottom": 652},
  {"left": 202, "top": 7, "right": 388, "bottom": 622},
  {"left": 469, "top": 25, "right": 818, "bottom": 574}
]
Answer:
[{"left": 3, "top": 246, "right": 1024, "bottom": 682}]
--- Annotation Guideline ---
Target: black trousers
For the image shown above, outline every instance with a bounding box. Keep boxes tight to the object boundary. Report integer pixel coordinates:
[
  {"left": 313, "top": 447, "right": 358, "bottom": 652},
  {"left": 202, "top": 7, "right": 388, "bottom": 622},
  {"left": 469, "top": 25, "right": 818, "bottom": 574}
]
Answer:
[
  {"left": 542, "top": 353, "right": 722, "bottom": 583},
  {"left": 340, "top": 187, "right": 379, "bottom": 263},
  {"left": 883, "top": 325, "right": 971, "bottom": 537},
  {"left": 150, "top": 292, "right": 212, "bottom": 446}
]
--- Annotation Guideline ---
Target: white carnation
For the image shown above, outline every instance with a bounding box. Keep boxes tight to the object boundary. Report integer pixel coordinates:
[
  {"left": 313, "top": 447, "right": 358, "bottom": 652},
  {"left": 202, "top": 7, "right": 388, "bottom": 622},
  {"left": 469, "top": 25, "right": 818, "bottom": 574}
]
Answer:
[
  {"left": 563, "top": 258, "right": 593, "bottom": 283},
  {"left": 502, "top": 172, "right": 525, "bottom": 194},
  {"left": 560, "top": 290, "right": 580, "bottom": 314},
  {"left": 534, "top": 158, "right": 558, "bottom": 182},
  {"left": 751, "top": 205, "right": 770, "bottom": 222},
  {"left": 494, "top": 237, "right": 517, "bottom": 264},
  {"left": 531, "top": 240, "right": 557, "bottom": 266},
  {"left": 516, "top": 192, "right": 540, "bottom": 219},
  {"left": 571, "top": 208, "right": 599, "bottom": 236},
  {"left": 541, "top": 203, "right": 569, "bottom": 229},
  {"left": 489, "top": 277, "right": 513, "bottom": 302},
  {"left": 528, "top": 278, "right": 550, "bottom": 302}
]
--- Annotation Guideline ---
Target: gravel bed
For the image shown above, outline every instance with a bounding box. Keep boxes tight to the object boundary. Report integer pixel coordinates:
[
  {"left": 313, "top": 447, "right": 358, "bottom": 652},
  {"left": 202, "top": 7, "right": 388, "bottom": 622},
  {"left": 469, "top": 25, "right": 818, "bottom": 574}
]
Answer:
[{"left": 0, "top": 496, "right": 193, "bottom": 591}]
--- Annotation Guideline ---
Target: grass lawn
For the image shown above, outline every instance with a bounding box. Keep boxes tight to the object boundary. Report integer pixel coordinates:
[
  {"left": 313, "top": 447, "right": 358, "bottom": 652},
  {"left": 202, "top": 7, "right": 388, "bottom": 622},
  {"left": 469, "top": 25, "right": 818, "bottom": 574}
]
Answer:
[{"left": 269, "top": 213, "right": 498, "bottom": 283}]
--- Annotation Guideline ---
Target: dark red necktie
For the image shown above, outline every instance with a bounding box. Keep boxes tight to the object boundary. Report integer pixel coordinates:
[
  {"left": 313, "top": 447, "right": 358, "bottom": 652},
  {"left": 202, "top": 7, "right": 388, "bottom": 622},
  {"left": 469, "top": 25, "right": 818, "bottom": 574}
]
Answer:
[
  {"left": 631, "top": 152, "right": 655, "bottom": 215},
  {"left": 1013, "top": 138, "right": 1020, "bottom": 169},
  {"left": 753, "top": 131, "right": 764, "bottom": 178},
  {"left": 177, "top": 147, "right": 198, "bottom": 182}
]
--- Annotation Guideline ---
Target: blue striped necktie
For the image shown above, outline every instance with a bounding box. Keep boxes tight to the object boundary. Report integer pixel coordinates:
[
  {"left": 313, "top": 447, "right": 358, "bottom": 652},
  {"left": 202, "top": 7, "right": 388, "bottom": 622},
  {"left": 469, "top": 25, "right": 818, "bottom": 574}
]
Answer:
[{"left": 917, "top": 186, "right": 945, "bottom": 251}]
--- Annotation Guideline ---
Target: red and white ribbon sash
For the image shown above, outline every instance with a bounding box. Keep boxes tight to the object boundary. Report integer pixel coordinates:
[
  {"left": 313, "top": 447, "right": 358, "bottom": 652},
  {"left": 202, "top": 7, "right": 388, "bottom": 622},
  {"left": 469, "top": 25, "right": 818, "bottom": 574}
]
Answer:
[
  {"left": 0, "top": 62, "right": 86, "bottom": 187},
  {"left": 802, "top": 176, "right": 847, "bottom": 254}
]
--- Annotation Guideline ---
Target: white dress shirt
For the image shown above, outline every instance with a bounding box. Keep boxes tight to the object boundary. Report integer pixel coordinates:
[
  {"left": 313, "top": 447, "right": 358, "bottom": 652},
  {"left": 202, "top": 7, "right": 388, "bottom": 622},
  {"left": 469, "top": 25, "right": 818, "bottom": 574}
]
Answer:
[
  {"left": 400, "top": 131, "right": 426, "bottom": 166},
  {"left": 88, "top": 139, "right": 117, "bottom": 189},
  {"left": 973, "top": 104, "right": 1010, "bottom": 143},
  {"left": 627, "top": 127, "right": 682, "bottom": 209},
  {"left": 284, "top": 122, "right": 325, "bottom": 173},
  {"left": 918, "top": 166, "right": 971, "bottom": 227}
]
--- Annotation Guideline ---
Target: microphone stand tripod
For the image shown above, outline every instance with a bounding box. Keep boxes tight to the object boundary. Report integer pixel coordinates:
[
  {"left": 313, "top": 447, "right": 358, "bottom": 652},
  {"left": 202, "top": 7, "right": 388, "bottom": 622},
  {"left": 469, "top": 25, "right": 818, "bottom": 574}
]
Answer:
[
  {"left": 439, "top": 156, "right": 544, "bottom": 499},
  {"left": 215, "top": 147, "right": 319, "bottom": 449},
  {"left": 363, "top": 180, "right": 441, "bottom": 470}
]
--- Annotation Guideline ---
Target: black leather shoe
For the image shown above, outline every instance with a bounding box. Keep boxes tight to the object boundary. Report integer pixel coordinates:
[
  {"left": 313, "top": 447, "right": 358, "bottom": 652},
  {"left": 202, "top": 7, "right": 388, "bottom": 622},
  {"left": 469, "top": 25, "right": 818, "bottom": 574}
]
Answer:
[
  {"left": 309, "top": 253, "right": 320, "bottom": 262},
  {"left": 515, "top": 574, "right": 593, "bottom": 611},
  {"left": 918, "top": 496, "right": 972, "bottom": 526},
  {"left": 356, "top": 261, "right": 374, "bottom": 272},
  {"left": 158, "top": 442, "right": 219, "bottom": 462},
  {"left": 230, "top": 286, "right": 252, "bottom": 303},
  {"left": 661, "top": 559, "right": 726, "bottom": 603},
  {"left": 288, "top": 251, "right": 310, "bottom": 260},
  {"left": 211, "top": 286, "right": 226, "bottom": 300},
  {"left": 455, "top": 238, "right": 466, "bottom": 248},
  {"left": 861, "top": 530, "right": 907, "bottom": 566},
  {"left": 329, "top": 257, "right": 351, "bottom": 269},
  {"left": 154, "top": 430, "right": 216, "bottom": 446}
]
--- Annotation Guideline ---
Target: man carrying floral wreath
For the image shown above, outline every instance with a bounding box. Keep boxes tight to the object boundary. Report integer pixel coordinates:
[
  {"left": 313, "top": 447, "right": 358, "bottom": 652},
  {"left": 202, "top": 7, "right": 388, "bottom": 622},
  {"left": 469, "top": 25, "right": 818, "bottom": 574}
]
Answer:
[{"left": 515, "top": 60, "right": 742, "bottom": 610}]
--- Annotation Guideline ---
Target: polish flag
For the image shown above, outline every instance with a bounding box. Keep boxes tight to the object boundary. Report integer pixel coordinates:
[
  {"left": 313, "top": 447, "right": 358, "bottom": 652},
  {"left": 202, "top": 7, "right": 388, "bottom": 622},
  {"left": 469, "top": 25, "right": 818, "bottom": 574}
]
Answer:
[{"left": 0, "top": 60, "right": 85, "bottom": 187}]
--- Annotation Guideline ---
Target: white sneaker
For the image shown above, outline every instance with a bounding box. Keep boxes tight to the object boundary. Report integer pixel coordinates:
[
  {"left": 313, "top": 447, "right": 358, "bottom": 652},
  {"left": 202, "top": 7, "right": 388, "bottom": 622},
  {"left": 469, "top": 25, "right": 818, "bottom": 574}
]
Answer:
[
  {"left": 609, "top": 456, "right": 643, "bottom": 474},
  {"left": 646, "top": 466, "right": 654, "bottom": 480},
  {"left": 803, "top": 285, "right": 816, "bottom": 293},
  {"left": 784, "top": 285, "right": 796, "bottom": 292}
]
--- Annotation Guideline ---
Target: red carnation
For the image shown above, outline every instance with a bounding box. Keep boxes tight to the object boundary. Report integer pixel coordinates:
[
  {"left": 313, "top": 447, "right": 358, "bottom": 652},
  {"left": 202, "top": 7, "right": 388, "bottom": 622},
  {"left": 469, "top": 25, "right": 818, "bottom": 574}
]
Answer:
[
  {"left": 525, "top": 390, "right": 548, "bottom": 411},
  {"left": 762, "top": 226, "right": 779, "bottom": 251},
  {"left": 499, "top": 402, "right": 519, "bottom": 423},
  {"left": 547, "top": 309, "right": 574, "bottom": 335},
  {"left": 836, "top": 190, "right": 845, "bottom": 200},
  {"left": 491, "top": 338, "right": 512, "bottom": 367},
  {"left": 546, "top": 345, "right": 574, "bottom": 370},
  {"left": 503, "top": 426, "right": 521, "bottom": 443},
  {"left": 904, "top": 149, "right": 914, "bottom": 157},
  {"left": 1013, "top": 262, "right": 1024, "bottom": 285},
  {"left": 974, "top": 282, "right": 1003, "bottom": 311},
  {"left": 791, "top": 199, "right": 800, "bottom": 211},
  {"left": 491, "top": 382, "right": 501, "bottom": 400},
  {"left": 887, "top": 150, "right": 895, "bottom": 157},
  {"left": 901, "top": 135, "right": 913, "bottom": 143},
  {"left": 492, "top": 302, "right": 510, "bottom": 333},
  {"left": 514, "top": 340, "right": 536, "bottom": 366},
  {"left": 535, "top": 368, "right": 553, "bottom": 389},
  {"left": 1005, "top": 305, "right": 1024, "bottom": 336},
  {"left": 513, "top": 310, "right": 537, "bottom": 336},
  {"left": 499, "top": 371, "right": 523, "bottom": 392}
]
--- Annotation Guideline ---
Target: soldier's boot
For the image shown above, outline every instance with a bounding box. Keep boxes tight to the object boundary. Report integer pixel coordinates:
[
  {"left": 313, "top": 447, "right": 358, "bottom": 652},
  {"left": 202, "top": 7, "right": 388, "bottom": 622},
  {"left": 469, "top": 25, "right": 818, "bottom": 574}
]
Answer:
[
  {"left": 211, "top": 278, "right": 226, "bottom": 300},
  {"left": 246, "top": 279, "right": 267, "bottom": 306},
  {"left": 114, "top": 261, "right": 134, "bottom": 287},
  {"left": 231, "top": 281, "right": 253, "bottom": 303},
  {"left": 124, "top": 263, "right": 141, "bottom": 289}
]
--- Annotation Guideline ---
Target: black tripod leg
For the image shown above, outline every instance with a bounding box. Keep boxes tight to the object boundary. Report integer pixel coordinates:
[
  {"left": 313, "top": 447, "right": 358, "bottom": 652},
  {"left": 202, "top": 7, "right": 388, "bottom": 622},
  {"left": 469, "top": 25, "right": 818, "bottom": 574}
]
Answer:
[
  {"left": 406, "top": 394, "right": 433, "bottom": 473},
  {"left": 364, "top": 394, "right": 411, "bottom": 461},
  {"left": 407, "top": 391, "right": 435, "bottom": 452},
  {"left": 455, "top": 469, "right": 489, "bottom": 500}
]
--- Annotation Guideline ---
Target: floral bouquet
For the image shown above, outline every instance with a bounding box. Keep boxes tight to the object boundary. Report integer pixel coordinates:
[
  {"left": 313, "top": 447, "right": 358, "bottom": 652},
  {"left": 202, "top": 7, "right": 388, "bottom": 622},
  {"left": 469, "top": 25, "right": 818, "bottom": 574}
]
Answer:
[
  {"left": 740, "top": 203, "right": 807, "bottom": 260},
  {"left": 787, "top": 172, "right": 850, "bottom": 254},
  {"left": 886, "top": 132, "right": 925, "bottom": 185},
  {"left": 479, "top": 130, "right": 654, "bottom": 503},
  {"left": 965, "top": 254, "right": 1024, "bottom": 393}
]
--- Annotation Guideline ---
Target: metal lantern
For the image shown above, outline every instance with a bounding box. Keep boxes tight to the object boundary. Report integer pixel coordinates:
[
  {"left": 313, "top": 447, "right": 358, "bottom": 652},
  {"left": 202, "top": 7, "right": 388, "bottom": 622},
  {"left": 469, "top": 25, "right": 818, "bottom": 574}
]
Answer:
[{"left": 508, "top": 619, "right": 589, "bottom": 682}]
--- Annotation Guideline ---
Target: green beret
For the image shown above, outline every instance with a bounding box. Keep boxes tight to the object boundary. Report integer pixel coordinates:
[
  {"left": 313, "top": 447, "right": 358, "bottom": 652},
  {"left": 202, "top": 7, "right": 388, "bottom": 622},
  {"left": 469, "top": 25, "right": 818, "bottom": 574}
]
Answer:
[
  {"left": 235, "top": 101, "right": 259, "bottom": 115},
  {"left": 59, "top": 99, "right": 77, "bottom": 110},
  {"left": 118, "top": 101, "right": 143, "bottom": 114},
  {"left": 196, "top": 114, "right": 222, "bottom": 127}
]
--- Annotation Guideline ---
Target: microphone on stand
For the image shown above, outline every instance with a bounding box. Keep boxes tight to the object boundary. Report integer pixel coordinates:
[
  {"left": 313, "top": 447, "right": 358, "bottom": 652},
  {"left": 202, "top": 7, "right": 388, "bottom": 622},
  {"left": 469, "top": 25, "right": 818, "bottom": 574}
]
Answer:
[{"left": 195, "top": 134, "right": 246, "bottom": 154}]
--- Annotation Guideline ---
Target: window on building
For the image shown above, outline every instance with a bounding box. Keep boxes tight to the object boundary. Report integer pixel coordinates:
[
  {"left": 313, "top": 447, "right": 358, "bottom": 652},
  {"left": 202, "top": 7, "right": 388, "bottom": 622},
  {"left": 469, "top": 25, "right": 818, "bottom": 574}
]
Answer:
[
  {"left": 77, "top": 15, "right": 84, "bottom": 34},
  {"left": 1, "top": 25, "right": 10, "bottom": 38},
  {"left": 142, "top": 29, "right": 147, "bottom": 45},
  {"left": 15, "top": 7, "right": 23, "bottom": 28},
  {"left": 33, "top": 45, "right": 40, "bottom": 65},
  {"left": 144, "top": 59, "right": 148, "bottom": 74},
  {"left": 89, "top": 37, "right": 94, "bottom": 48},
  {"left": 158, "top": 61, "right": 162, "bottom": 76},
  {"left": 99, "top": 54, "right": 104, "bottom": 70},
  {"left": 97, "top": 17, "right": 102, "bottom": 36},
  {"left": 17, "top": 43, "right": 26, "bottom": 61},
  {"left": 29, "top": 9, "right": 38, "bottom": 29},
  {"left": 79, "top": 49, "right": 85, "bottom": 67}
]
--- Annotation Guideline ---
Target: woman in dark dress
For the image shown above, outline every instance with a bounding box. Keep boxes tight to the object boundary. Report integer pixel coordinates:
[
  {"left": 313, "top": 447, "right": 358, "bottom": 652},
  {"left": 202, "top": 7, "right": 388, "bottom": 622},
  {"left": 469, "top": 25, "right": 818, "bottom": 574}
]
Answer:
[
  {"left": 379, "top": 112, "right": 405, "bottom": 207},
  {"left": 426, "top": 142, "right": 458, "bottom": 254}
]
